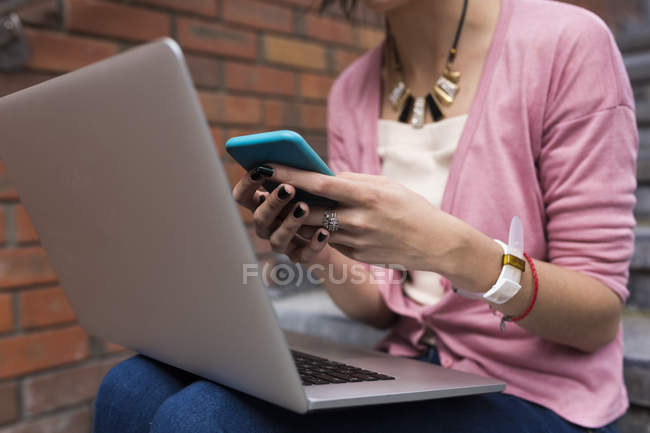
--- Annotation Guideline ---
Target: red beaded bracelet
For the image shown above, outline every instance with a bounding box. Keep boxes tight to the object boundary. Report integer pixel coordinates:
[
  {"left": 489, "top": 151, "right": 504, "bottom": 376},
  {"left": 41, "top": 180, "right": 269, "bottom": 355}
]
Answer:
[{"left": 500, "top": 252, "right": 538, "bottom": 331}]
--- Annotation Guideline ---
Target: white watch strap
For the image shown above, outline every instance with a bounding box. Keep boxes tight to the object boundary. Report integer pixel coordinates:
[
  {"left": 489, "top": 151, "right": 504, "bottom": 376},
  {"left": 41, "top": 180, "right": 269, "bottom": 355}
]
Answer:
[{"left": 482, "top": 216, "right": 525, "bottom": 305}]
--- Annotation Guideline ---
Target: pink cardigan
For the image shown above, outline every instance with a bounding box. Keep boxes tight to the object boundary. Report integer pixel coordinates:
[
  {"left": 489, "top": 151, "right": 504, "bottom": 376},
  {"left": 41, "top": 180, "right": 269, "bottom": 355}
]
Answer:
[{"left": 326, "top": 0, "right": 637, "bottom": 428}]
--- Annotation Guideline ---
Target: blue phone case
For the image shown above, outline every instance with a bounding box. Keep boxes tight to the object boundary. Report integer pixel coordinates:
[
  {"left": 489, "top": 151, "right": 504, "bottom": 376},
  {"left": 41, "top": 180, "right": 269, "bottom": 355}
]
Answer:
[
  {"left": 226, "top": 130, "right": 334, "bottom": 175},
  {"left": 225, "top": 130, "right": 337, "bottom": 207}
]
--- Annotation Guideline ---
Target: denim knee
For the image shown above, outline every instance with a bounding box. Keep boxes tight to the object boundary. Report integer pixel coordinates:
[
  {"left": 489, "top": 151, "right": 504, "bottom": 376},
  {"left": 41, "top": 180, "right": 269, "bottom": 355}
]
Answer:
[
  {"left": 93, "top": 355, "right": 193, "bottom": 433},
  {"left": 150, "top": 380, "right": 261, "bottom": 433}
]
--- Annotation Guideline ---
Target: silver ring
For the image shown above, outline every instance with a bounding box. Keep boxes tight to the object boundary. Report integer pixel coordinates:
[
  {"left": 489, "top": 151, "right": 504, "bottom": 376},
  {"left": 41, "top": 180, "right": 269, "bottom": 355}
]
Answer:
[{"left": 322, "top": 209, "right": 340, "bottom": 233}]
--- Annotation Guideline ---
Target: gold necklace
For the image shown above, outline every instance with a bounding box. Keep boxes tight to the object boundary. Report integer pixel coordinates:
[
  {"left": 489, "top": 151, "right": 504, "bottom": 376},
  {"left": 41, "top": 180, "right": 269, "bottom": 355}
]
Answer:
[{"left": 386, "top": 0, "right": 469, "bottom": 128}]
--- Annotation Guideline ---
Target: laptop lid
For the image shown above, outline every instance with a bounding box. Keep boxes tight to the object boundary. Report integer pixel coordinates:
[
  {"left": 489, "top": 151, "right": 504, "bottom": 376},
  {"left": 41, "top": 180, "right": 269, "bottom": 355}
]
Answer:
[{"left": 0, "top": 38, "right": 308, "bottom": 413}]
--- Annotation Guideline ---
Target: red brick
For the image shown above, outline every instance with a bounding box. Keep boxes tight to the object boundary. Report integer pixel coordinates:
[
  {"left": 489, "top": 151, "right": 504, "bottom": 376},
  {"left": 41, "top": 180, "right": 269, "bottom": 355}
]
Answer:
[
  {"left": 223, "top": 160, "right": 247, "bottom": 189},
  {"left": 0, "top": 381, "right": 18, "bottom": 425},
  {"left": 302, "top": 133, "right": 328, "bottom": 158},
  {"left": 239, "top": 205, "right": 254, "bottom": 225},
  {"left": 185, "top": 54, "right": 220, "bottom": 88},
  {"left": 135, "top": 0, "right": 218, "bottom": 17},
  {"left": 300, "top": 73, "right": 334, "bottom": 100},
  {"left": 2, "top": 406, "right": 91, "bottom": 433},
  {"left": 0, "top": 72, "right": 53, "bottom": 99},
  {"left": 221, "top": 160, "right": 253, "bottom": 224},
  {"left": 223, "top": 0, "right": 293, "bottom": 33},
  {"left": 304, "top": 14, "right": 358, "bottom": 46},
  {"left": 17, "top": 0, "right": 61, "bottom": 28},
  {"left": 225, "top": 63, "right": 296, "bottom": 96},
  {"left": 0, "top": 326, "right": 89, "bottom": 379},
  {"left": 278, "top": 0, "right": 313, "bottom": 6},
  {"left": 264, "top": 100, "right": 300, "bottom": 128},
  {"left": 19, "top": 287, "right": 75, "bottom": 329},
  {"left": 23, "top": 357, "right": 124, "bottom": 415},
  {"left": 359, "top": 26, "right": 384, "bottom": 49},
  {"left": 177, "top": 18, "right": 257, "bottom": 59},
  {"left": 333, "top": 48, "right": 361, "bottom": 73},
  {"left": 325, "top": 1, "right": 383, "bottom": 26},
  {"left": 263, "top": 100, "right": 324, "bottom": 129},
  {"left": 0, "top": 160, "right": 19, "bottom": 201},
  {"left": 225, "top": 128, "right": 267, "bottom": 141},
  {"left": 0, "top": 248, "right": 57, "bottom": 290},
  {"left": 25, "top": 29, "right": 119, "bottom": 73},
  {"left": 300, "top": 103, "right": 326, "bottom": 130},
  {"left": 16, "top": 205, "right": 38, "bottom": 244},
  {"left": 211, "top": 127, "right": 224, "bottom": 156},
  {"left": 0, "top": 294, "right": 12, "bottom": 334},
  {"left": 198, "top": 92, "right": 262, "bottom": 124},
  {"left": 264, "top": 36, "right": 326, "bottom": 70},
  {"left": 0, "top": 208, "right": 5, "bottom": 245},
  {"left": 65, "top": 0, "right": 170, "bottom": 41}
]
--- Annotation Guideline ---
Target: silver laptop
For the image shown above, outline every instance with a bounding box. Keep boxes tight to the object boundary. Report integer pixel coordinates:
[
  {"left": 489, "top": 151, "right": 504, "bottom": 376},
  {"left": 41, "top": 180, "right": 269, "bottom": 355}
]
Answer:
[{"left": 0, "top": 38, "right": 504, "bottom": 413}]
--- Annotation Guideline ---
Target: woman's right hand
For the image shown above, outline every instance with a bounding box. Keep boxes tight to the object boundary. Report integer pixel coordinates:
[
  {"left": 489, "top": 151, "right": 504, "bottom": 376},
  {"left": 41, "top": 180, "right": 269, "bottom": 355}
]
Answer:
[{"left": 232, "top": 168, "right": 332, "bottom": 265}]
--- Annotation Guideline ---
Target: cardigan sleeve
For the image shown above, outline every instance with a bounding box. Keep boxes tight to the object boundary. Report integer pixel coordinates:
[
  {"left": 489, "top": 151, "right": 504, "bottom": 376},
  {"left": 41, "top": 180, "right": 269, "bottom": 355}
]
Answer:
[
  {"left": 326, "top": 77, "right": 355, "bottom": 174},
  {"left": 539, "top": 16, "right": 638, "bottom": 301}
]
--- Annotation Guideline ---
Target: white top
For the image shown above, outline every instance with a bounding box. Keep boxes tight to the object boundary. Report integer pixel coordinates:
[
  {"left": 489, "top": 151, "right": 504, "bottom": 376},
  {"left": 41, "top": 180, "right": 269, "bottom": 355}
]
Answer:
[{"left": 377, "top": 115, "right": 468, "bottom": 307}]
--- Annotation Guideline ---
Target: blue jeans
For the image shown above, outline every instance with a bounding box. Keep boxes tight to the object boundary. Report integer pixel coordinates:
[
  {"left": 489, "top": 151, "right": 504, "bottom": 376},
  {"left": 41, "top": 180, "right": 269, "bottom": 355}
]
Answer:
[{"left": 93, "top": 347, "right": 619, "bottom": 433}]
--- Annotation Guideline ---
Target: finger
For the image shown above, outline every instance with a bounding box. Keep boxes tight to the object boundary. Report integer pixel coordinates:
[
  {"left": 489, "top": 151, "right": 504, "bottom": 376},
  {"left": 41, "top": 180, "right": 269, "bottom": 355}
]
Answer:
[
  {"left": 288, "top": 228, "right": 329, "bottom": 263},
  {"left": 264, "top": 164, "right": 364, "bottom": 205},
  {"left": 255, "top": 191, "right": 269, "bottom": 207},
  {"left": 269, "top": 202, "right": 309, "bottom": 254},
  {"left": 297, "top": 225, "right": 318, "bottom": 239},
  {"left": 327, "top": 230, "right": 357, "bottom": 247},
  {"left": 303, "top": 207, "right": 327, "bottom": 227},
  {"left": 253, "top": 184, "right": 295, "bottom": 239},
  {"left": 330, "top": 243, "right": 355, "bottom": 260},
  {"left": 232, "top": 168, "right": 272, "bottom": 210},
  {"left": 303, "top": 207, "right": 360, "bottom": 232}
]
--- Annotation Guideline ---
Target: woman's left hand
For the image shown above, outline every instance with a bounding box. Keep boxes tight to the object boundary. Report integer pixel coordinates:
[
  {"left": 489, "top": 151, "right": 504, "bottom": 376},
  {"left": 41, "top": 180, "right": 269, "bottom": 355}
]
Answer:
[{"left": 265, "top": 164, "right": 474, "bottom": 274}]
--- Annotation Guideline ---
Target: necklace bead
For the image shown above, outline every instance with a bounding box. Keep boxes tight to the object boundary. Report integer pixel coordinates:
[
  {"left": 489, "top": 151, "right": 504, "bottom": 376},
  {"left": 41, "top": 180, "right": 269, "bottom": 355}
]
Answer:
[{"left": 385, "top": 0, "right": 468, "bottom": 127}]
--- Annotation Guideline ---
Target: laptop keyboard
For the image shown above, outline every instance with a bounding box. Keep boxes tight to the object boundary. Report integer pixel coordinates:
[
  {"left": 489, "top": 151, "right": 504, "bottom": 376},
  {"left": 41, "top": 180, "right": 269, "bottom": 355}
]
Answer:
[{"left": 291, "top": 350, "right": 395, "bottom": 386}]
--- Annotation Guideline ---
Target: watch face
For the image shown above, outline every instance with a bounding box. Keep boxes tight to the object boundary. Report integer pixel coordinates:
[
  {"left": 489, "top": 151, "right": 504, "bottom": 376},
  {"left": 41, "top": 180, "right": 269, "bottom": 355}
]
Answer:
[{"left": 0, "top": 14, "right": 30, "bottom": 72}]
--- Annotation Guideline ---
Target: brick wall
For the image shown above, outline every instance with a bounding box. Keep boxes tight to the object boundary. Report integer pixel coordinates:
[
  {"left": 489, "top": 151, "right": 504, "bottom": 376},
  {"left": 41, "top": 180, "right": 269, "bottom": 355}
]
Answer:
[{"left": 0, "top": 1, "right": 644, "bottom": 432}]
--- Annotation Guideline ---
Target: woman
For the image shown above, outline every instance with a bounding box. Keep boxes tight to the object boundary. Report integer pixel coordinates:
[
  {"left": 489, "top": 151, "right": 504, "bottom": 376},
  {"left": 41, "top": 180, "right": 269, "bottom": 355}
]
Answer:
[{"left": 93, "top": 0, "right": 637, "bottom": 431}]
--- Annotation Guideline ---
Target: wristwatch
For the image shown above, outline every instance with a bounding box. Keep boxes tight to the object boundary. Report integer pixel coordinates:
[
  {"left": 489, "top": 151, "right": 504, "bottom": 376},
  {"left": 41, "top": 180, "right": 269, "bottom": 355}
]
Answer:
[{"left": 482, "top": 216, "right": 526, "bottom": 305}]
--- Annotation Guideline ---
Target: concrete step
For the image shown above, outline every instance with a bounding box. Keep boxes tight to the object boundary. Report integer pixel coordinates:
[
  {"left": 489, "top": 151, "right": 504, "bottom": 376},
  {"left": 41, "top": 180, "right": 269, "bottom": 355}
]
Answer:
[
  {"left": 636, "top": 187, "right": 650, "bottom": 220},
  {"left": 641, "top": 127, "right": 650, "bottom": 151},
  {"left": 639, "top": 128, "right": 650, "bottom": 183},
  {"left": 629, "top": 271, "right": 650, "bottom": 310},
  {"left": 626, "top": 51, "right": 650, "bottom": 84},
  {"left": 623, "top": 311, "right": 650, "bottom": 409},
  {"left": 618, "top": 406, "right": 650, "bottom": 433},
  {"left": 618, "top": 31, "right": 650, "bottom": 54},
  {"left": 272, "top": 288, "right": 387, "bottom": 349},
  {"left": 622, "top": 227, "right": 650, "bottom": 309},
  {"left": 639, "top": 101, "right": 650, "bottom": 126},
  {"left": 632, "top": 227, "right": 650, "bottom": 270}
]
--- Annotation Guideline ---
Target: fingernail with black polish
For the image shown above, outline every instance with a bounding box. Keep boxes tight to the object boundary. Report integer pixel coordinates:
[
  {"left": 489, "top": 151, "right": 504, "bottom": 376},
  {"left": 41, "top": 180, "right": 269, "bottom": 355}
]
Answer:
[
  {"left": 258, "top": 195, "right": 266, "bottom": 205},
  {"left": 317, "top": 232, "right": 327, "bottom": 242},
  {"left": 255, "top": 165, "right": 274, "bottom": 178},
  {"left": 278, "top": 186, "right": 290, "bottom": 200},
  {"left": 251, "top": 170, "right": 262, "bottom": 181},
  {"left": 293, "top": 205, "right": 305, "bottom": 218}
]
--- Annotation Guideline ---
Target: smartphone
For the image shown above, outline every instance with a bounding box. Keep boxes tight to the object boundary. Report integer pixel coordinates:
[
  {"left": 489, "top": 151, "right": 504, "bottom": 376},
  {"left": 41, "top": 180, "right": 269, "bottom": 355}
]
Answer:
[{"left": 225, "top": 130, "right": 337, "bottom": 208}]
